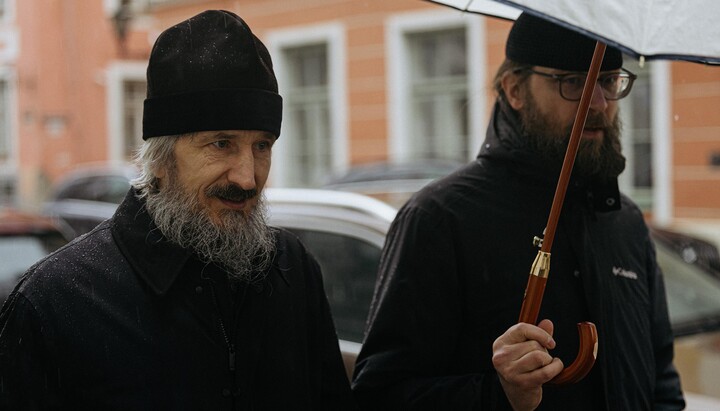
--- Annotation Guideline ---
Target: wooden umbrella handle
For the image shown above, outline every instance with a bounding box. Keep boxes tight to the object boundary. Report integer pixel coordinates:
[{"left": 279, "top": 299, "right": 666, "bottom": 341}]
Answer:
[
  {"left": 518, "top": 251, "right": 599, "bottom": 385},
  {"left": 547, "top": 322, "right": 598, "bottom": 385}
]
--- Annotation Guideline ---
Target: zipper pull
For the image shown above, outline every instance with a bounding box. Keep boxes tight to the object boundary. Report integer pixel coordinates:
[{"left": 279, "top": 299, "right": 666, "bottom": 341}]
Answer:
[{"left": 228, "top": 344, "right": 236, "bottom": 371}]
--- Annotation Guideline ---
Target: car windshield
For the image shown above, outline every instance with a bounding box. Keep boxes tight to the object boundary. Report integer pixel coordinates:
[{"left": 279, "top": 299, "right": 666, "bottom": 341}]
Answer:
[{"left": 658, "top": 241, "right": 720, "bottom": 335}]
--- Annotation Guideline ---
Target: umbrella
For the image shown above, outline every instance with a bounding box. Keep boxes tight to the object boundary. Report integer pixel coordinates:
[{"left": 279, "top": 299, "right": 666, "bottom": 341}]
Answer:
[
  {"left": 426, "top": 0, "right": 720, "bottom": 385},
  {"left": 428, "top": 0, "right": 720, "bottom": 64}
]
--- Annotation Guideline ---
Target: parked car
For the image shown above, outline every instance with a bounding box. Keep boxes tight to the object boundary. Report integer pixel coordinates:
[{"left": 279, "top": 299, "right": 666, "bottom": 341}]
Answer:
[
  {"left": 272, "top": 190, "right": 720, "bottom": 402},
  {"left": 0, "top": 209, "right": 71, "bottom": 305},
  {"left": 39, "top": 166, "right": 720, "bottom": 407},
  {"left": 651, "top": 225, "right": 720, "bottom": 281},
  {"left": 43, "top": 164, "right": 137, "bottom": 238},
  {"left": 322, "top": 159, "right": 463, "bottom": 208}
]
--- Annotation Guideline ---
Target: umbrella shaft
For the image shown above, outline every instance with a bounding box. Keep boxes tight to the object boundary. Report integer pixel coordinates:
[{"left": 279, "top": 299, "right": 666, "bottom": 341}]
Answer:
[{"left": 541, "top": 42, "right": 607, "bottom": 254}]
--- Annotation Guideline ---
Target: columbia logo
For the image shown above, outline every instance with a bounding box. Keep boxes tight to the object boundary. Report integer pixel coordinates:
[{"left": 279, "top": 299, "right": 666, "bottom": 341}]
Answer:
[{"left": 612, "top": 266, "right": 638, "bottom": 280}]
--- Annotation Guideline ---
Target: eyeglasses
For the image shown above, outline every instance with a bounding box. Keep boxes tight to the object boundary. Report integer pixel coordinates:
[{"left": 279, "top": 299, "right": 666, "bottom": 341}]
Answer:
[{"left": 516, "top": 68, "right": 638, "bottom": 101}]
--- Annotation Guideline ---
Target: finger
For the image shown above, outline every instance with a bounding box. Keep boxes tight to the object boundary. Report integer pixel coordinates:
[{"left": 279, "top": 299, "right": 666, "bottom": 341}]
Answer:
[
  {"left": 537, "top": 319, "right": 556, "bottom": 349},
  {"left": 495, "top": 322, "right": 555, "bottom": 349},
  {"left": 517, "top": 357, "right": 564, "bottom": 388},
  {"left": 496, "top": 349, "right": 564, "bottom": 388},
  {"left": 494, "top": 338, "right": 549, "bottom": 363},
  {"left": 493, "top": 340, "right": 553, "bottom": 374}
]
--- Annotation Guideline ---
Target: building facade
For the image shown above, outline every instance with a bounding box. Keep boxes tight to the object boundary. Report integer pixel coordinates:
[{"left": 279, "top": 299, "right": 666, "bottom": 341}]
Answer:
[{"left": 1, "top": 0, "right": 719, "bottom": 234}]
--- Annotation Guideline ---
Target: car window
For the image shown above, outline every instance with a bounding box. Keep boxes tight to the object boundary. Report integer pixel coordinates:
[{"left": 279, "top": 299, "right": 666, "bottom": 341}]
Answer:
[
  {"left": 285, "top": 228, "right": 381, "bottom": 343},
  {"left": 0, "top": 235, "right": 64, "bottom": 282},
  {"left": 657, "top": 241, "right": 720, "bottom": 336},
  {"left": 55, "top": 176, "right": 130, "bottom": 204}
]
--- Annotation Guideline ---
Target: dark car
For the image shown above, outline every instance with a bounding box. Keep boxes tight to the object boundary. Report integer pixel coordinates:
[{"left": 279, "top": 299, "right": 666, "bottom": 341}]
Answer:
[
  {"left": 0, "top": 209, "right": 70, "bottom": 304},
  {"left": 43, "top": 164, "right": 137, "bottom": 238}
]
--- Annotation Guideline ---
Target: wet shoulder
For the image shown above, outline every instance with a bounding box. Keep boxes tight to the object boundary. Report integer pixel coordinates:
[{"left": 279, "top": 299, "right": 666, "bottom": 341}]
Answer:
[{"left": 14, "top": 221, "right": 117, "bottom": 300}]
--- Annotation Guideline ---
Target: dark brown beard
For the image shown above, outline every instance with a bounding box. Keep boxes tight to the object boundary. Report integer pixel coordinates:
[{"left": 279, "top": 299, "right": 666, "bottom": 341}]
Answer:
[{"left": 519, "top": 92, "right": 626, "bottom": 181}]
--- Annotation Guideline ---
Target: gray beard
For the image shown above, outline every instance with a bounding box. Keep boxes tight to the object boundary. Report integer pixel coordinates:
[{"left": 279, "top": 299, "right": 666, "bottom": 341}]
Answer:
[
  {"left": 519, "top": 93, "right": 626, "bottom": 181},
  {"left": 144, "top": 177, "right": 276, "bottom": 284}
]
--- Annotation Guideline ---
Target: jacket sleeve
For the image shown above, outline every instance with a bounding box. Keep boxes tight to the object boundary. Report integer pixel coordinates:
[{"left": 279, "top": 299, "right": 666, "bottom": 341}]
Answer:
[
  {"left": 647, "top": 241, "right": 686, "bottom": 410},
  {"left": 0, "top": 290, "right": 62, "bottom": 409},
  {"left": 352, "top": 206, "right": 509, "bottom": 410},
  {"left": 300, "top": 244, "right": 358, "bottom": 411}
]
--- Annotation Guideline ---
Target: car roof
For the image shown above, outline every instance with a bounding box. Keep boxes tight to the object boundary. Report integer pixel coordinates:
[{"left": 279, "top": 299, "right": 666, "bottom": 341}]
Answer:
[
  {"left": 50, "top": 163, "right": 138, "bottom": 196},
  {"left": 266, "top": 187, "right": 397, "bottom": 221},
  {"left": 265, "top": 187, "right": 397, "bottom": 236}
]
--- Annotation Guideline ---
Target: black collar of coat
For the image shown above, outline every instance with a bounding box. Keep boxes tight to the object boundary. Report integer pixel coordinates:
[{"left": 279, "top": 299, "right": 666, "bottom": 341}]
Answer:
[
  {"left": 109, "top": 189, "right": 193, "bottom": 295},
  {"left": 477, "top": 99, "right": 621, "bottom": 213}
]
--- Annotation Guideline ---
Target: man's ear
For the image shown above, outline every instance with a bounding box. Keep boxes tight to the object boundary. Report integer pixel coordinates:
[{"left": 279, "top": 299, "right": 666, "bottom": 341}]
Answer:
[
  {"left": 154, "top": 165, "right": 167, "bottom": 189},
  {"left": 501, "top": 71, "right": 525, "bottom": 111},
  {"left": 155, "top": 165, "right": 167, "bottom": 180}
]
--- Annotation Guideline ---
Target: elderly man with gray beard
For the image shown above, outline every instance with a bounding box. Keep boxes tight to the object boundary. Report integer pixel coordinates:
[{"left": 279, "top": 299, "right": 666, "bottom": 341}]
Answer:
[{"left": 0, "top": 10, "right": 354, "bottom": 411}]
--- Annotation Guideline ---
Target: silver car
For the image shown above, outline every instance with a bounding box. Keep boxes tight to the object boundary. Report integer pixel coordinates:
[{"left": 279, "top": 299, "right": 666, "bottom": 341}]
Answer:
[
  {"left": 41, "top": 167, "right": 720, "bottom": 407},
  {"left": 267, "top": 188, "right": 720, "bottom": 409}
]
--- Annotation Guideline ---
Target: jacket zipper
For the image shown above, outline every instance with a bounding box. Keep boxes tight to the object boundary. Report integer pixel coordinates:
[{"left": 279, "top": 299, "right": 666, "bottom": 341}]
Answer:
[
  {"left": 210, "top": 285, "right": 236, "bottom": 372},
  {"left": 218, "top": 318, "right": 236, "bottom": 371}
]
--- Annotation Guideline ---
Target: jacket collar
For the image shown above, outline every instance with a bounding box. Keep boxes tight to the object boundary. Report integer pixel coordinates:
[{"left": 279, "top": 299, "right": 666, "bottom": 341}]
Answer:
[
  {"left": 478, "top": 98, "right": 621, "bottom": 213},
  {"left": 110, "top": 189, "right": 191, "bottom": 295}
]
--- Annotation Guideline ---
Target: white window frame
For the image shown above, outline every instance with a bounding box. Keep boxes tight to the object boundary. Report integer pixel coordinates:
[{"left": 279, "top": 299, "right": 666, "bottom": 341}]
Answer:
[
  {"left": 0, "top": 67, "right": 16, "bottom": 172},
  {"left": 106, "top": 61, "right": 147, "bottom": 163},
  {"left": 0, "top": 0, "right": 15, "bottom": 23},
  {"left": 651, "top": 61, "right": 672, "bottom": 225},
  {"left": 0, "top": 67, "right": 18, "bottom": 206},
  {"left": 386, "top": 10, "right": 486, "bottom": 163},
  {"left": 266, "top": 23, "right": 348, "bottom": 187},
  {"left": 618, "top": 60, "right": 672, "bottom": 224}
]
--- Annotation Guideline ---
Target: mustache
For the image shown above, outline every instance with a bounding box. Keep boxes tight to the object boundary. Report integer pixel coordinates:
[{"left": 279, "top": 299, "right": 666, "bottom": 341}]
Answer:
[
  {"left": 583, "top": 113, "right": 612, "bottom": 129},
  {"left": 205, "top": 184, "right": 258, "bottom": 202}
]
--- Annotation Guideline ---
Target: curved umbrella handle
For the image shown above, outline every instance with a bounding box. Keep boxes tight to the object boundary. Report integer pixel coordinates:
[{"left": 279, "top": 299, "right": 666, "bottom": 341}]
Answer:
[
  {"left": 547, "top": 322, "right": 598, "bottom": 385},
  {"left": 518, "top": 251, "right": 598, "bottom": 386}
]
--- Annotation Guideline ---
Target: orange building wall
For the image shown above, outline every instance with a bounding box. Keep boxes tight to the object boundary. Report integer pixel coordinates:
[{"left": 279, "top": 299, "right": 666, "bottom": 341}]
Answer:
[
  {"left": 9, "top": 0, "right": 720, "bottom": 222},
  {"left": 671, "top": 62, "right": 720, "bottom": 218},
  {"left": 16, "top": 0, "right": 120, "bottom": 205}
]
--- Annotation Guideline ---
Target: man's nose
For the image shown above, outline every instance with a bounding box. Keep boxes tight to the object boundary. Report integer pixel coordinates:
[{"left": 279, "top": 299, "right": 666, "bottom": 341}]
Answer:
[
  {"left": 227, "top": 151, "right": 257, "bottom": 190},
  {"left": 589, "top": 82, "right": 609, "bottom": 112}
]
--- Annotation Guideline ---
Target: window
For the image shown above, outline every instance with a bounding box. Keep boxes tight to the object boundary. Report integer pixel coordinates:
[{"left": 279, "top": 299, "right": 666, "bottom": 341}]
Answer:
[
  {"left": 107, "top": 62, "right": 147, "bottom": 163},
  {"left": 267, "top": 24, "right": 347, "bottom": 188},
  {"left": 285, "top": 228, "right": 381, "bottom": 343},
  {"left": 619, "top": 59, "right": 653, "bottom": 210},
  {"left": 387, "top": 12, "right": 486, "bottom": 165},
  {"left": 0, "top": 80, "right": 8, "bottom": 162},
  {"left": 122, "top": 80, "right": 146, "bottom": 159},
  {"left": 0, "top": 78, "right": 14, "bottom": 206},
  {"left": 281, "top": 44, "right": 331, "bottom": 187},
  {"left": 407, "top": 29, "right": 469, "bottom": 161}
]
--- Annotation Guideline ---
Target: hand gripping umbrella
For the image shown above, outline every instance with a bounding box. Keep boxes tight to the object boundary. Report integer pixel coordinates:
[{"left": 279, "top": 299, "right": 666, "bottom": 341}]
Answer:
[{"left": 427, "top": 0, "right": 720, "bottom": 385}]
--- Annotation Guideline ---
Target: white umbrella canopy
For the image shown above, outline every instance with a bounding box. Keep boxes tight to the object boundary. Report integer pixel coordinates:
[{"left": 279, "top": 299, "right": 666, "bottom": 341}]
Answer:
[{"left": 428, "top": 0, "right": 720, "bottom": 64}]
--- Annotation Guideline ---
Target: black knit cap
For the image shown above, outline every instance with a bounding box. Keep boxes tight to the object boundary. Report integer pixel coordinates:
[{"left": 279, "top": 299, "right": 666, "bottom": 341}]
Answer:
[
  {"left": 506, "top": 13, "right": 622, "bottom": 71},
  {"left": 143, "top": 10, "right": 282, "bottom": 139}
]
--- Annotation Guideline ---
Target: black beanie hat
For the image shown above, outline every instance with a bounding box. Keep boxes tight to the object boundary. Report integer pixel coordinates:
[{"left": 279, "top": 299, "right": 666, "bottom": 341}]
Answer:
[
  {"left": 506, "top": 13, "right": 622, "bottom": 71},
  {"left": 142, "top": 10, "right": 282, "bottom": 139}
]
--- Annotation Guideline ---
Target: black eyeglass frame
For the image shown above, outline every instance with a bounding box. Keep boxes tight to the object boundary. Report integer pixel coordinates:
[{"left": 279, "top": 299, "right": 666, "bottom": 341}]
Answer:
[{"left": 514, "top": 67, "right": 638, "bottom": 101}]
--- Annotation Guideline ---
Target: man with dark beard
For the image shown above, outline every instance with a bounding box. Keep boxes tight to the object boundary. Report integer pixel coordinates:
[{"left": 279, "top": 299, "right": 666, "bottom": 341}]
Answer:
[
  {"left": 352, "top": 13, "right": 684, "bottom": 411},
  {"left": 0, "top": 10, "right": 354, "bottom": 410}
]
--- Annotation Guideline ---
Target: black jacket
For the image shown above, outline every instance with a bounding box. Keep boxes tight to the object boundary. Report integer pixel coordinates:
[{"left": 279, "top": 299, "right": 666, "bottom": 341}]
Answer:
[
  {"left": 352, "top": 101, "right": 685, "bottom": 410},
  {"left": 0, "top": 189, "right": 354, "bottom": 410}
]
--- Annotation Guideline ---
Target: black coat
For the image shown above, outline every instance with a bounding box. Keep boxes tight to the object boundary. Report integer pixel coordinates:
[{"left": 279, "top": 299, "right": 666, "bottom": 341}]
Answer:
[
  {"left": 0, "top": 190, "right": 355, "bottom": 410},
  {"left": 352, "top": 101, "right": 685, "bottom": 410}
]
